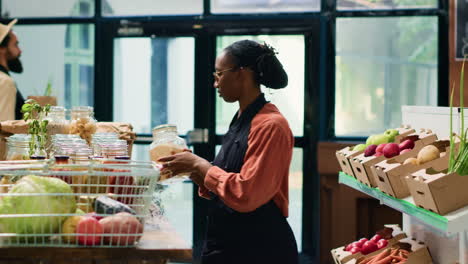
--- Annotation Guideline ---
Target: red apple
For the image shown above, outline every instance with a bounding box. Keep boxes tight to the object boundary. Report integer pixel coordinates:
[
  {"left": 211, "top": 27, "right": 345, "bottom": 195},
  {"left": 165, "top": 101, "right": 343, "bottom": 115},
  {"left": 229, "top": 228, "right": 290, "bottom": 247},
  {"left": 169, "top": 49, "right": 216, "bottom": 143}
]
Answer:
[
  {"left": 364, "top": 145, "right": 378, "bottom": 157},
  {"left": 375, "top": 144, "right": 387, "bottom": 155},
  {"left": 376, "top": 239, "right": 388, "bottom": 249},
  {"left": 77, "top": 216, "right": 103, "bottom": 246},
  {"left": 399, "top": 139, "right": 415, "bottom": 151},
  {"left": 370, "top": 234, "right": 382, "bottom": 243},
  {"left": 400, "top": 148, "right": 412, "bottom": 154},
  {"left": 374, "top": 152, "right": 383, "bottom": 157},
  {"left": 86, "top": 212, "right": 104, "bottom": 221},
  {"left": 361, "top": 240, "right": 378, "bottom": 254},
  {"left": 383, "top": 143, "right": 400, "bottom": 158}
]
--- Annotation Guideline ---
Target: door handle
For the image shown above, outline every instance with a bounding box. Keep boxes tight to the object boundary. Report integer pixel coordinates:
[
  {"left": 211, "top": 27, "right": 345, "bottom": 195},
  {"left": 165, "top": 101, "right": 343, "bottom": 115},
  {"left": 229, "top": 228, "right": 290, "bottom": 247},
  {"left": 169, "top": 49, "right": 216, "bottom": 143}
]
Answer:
[{"left": 185, "top": 128, "right": 209, "bottom": 145}]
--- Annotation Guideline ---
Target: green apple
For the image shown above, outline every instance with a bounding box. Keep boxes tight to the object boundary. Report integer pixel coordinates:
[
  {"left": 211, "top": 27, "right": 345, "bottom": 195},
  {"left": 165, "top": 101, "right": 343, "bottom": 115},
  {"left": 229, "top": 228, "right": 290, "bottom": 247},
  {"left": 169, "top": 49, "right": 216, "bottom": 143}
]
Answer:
[
  {"left": 353, "top": 144, "right": 367, "bottom": 152},
  {"left": 384, "top": 129, "right": 399, "bottom": 142},
  {"left": 367, "top": 134, "right": 391, "bottom": 145},
  {"left": 366, "top": 135, "right": 377, "bottom": 145}
]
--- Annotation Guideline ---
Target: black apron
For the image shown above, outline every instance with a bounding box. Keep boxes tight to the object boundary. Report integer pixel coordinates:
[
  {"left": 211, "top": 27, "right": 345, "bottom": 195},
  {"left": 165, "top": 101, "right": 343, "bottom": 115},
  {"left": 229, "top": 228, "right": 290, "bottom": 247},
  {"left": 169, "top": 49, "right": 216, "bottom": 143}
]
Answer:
[
  {"left": 0, "top": 65, "right": 24, "bottom": 120},
  {"left": 201, "top": 94, "right": 298, "bottom": 264}
]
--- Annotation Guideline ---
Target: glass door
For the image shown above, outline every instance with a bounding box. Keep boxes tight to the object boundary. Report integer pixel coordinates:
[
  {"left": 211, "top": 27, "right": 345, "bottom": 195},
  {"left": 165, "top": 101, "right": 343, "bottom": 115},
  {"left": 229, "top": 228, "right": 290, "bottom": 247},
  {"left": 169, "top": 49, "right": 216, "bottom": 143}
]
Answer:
[{"left": 112, "top": 36, "right": 196, "bottom": 245}]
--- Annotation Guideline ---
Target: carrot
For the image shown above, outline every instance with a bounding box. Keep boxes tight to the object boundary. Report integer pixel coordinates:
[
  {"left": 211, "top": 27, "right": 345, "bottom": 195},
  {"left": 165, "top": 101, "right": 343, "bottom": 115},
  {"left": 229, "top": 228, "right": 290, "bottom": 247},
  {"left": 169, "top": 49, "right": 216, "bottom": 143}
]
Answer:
[
  {"left": 391, "top": 256, "right": 406, "bottom": 261},
  {"left": 359, "top": 256, "right": 375, "bottom": 264},
  {"left": 370, "top": 249, "right": 391, "bottom": 263},
  {"left": 372, "top": 255, "right": 393, "bottom": 264}
]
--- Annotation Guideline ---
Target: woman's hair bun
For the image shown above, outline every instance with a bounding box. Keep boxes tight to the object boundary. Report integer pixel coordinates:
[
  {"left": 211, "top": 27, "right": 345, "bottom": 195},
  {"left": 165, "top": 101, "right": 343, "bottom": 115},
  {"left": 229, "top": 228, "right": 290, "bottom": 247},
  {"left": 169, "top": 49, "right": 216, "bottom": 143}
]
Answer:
[{"left": 224, "top": 40, "right": 288, "bottom": 89}]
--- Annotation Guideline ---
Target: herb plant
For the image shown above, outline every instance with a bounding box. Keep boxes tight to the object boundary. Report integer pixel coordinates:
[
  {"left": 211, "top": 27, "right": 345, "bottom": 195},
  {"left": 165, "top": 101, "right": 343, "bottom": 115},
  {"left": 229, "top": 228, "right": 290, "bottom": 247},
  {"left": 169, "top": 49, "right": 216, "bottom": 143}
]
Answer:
[{"left": 21, "top": 99, "right": 51, "bottom": 157}]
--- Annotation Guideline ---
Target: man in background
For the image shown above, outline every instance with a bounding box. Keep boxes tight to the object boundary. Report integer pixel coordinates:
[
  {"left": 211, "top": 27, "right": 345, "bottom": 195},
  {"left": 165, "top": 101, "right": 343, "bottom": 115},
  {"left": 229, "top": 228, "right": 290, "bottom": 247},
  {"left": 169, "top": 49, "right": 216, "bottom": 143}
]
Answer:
[{"left": 0, "top": 19, "right": 24, "bottom": 121}]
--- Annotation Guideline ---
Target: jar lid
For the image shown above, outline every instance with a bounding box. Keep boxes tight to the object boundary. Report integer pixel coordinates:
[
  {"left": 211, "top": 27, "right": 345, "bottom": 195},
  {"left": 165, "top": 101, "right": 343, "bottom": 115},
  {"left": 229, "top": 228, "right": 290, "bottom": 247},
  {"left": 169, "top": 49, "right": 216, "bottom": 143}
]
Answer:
[
  {"left": 49, "top": 106, "right": 66, "bottom": 112},
  {"left": 71, "top": 106, "right": 94, "bottom": 112},
  {"left": 152, "top": 124, "right": 177, "bottom": 134}
]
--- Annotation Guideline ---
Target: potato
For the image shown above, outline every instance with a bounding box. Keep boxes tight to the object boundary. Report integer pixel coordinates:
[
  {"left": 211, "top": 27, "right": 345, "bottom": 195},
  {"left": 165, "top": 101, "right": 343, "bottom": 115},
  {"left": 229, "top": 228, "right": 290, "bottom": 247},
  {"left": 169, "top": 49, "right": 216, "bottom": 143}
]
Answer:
[
  {"left": 403, "top": 157, "right": 419, "bottom": 165},
  {"left": 417, "top": 145, "right": 440, "bottom": 165},
  {"left": 98, "top": 212, "right": 143, "bottom": 245}
]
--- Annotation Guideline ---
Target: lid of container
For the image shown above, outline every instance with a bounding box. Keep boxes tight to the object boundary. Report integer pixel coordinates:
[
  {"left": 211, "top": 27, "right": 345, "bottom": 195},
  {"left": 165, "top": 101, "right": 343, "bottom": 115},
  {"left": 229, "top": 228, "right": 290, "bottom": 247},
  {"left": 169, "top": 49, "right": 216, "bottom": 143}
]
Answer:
[{"left": 72, "top": 106, "right": 93, "bottom": 111}]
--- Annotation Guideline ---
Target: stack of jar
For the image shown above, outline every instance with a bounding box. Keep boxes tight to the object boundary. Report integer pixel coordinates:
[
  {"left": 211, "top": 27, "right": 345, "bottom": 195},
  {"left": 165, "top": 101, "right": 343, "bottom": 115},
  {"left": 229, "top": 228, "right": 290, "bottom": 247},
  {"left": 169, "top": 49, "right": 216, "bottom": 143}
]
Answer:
[
  {"left": 92, "top": 132, "right": 128, "bottom": 159},
  {"left": 50, "top": 134, "right": 92, "bottom": 164}
]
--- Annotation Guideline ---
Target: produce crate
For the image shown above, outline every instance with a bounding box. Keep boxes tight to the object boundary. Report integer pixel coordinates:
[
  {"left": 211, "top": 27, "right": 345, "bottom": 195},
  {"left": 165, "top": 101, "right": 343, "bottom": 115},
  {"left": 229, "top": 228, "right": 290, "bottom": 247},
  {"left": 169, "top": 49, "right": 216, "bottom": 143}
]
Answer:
[
  {"left": 330, "top": 225, "right": 406, "bottom": 264},
  {"left": 0, "top": 159, "right": 159, "bottom": 247},
  {"left": 350, "top": 129, "right": 436, "bottom": 188},
  {"left": 335, "top": 147, "right": 364, "bottom": 178},
  {"left": 405, "top": 160, "right": 468, "bottom": 215},
  {"left": 350, "top": 238, "right": 433, "bottom": 264},
  {"left": 373, "top": 140, "right": 451, "bottom": 199}
]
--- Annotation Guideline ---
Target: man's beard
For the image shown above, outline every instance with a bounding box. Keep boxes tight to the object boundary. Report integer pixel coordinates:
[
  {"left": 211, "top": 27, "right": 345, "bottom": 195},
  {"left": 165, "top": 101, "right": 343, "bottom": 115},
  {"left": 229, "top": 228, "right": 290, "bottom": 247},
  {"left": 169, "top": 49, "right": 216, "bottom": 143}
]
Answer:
[{"left": 8, "top": 57, "right": 23, "bottom": 74}]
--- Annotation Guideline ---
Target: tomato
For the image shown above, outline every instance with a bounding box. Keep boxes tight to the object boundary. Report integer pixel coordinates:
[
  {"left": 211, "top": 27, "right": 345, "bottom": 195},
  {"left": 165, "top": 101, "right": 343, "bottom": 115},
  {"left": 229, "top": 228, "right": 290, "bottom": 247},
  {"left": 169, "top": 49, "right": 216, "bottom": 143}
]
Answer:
[
  {"left": 370, "top": 234, "right": 382, "bottom": 243},
  {"left": 376, "top": 239, "right": 388, "bottom": 249},
  {"left": 352, "top": 241, "right": 364, "bottom": 248},
  {"left": 349, "top": 247, "right": 361, "bottom": 254},
  {"left": 361, "top": 241, "right": 378, "bottom": 255}
]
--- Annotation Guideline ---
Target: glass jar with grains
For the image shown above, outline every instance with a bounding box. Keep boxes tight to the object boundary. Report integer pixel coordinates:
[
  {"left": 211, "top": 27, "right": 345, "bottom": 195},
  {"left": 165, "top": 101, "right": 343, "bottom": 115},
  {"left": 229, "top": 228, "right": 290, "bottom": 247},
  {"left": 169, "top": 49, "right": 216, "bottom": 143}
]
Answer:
[{"left": 149, "top": 124, "right": 189, "bottom": 182}]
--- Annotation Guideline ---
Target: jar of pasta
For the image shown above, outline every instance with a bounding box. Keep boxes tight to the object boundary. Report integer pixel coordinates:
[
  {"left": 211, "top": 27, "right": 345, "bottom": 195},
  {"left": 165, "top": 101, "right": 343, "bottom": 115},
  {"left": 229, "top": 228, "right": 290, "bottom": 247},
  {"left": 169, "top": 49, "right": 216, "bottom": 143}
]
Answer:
[{"left": 70, "top": 106, "right": 97, "bottom": 145}]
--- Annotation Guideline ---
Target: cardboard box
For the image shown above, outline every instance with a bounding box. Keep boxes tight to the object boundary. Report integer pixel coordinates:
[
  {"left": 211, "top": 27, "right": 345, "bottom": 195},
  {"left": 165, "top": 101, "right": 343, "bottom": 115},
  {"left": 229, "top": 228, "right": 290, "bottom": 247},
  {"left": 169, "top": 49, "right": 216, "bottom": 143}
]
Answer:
[
  {"left": 349, "top": 237, "right": 433, "bottom": 264},
  {"left": 406, "top": 160, "right": 468, "bottom": 215},
  {"left": 330, "top": 225, "right": 406, "bottom": 264},
  {"left": 336, "top": 146, "right": 363, "bottom": 178},
  {"left": 350, "top": 128, "right": 435, "bottom": 188},
  {"left": 27, "top": 96, "right": 57, "bottom": 106},
  {"left": 373, "top": 139, "right": 449, "bottom": 199}
]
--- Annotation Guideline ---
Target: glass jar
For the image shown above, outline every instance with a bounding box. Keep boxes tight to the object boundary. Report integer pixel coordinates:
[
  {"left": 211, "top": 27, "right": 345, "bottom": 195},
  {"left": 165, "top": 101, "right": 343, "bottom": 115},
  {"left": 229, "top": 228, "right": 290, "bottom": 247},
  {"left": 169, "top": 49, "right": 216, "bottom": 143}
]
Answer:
[
  {"left": 45, "top": 106, "right": 70, "bottom": 135},
  {"left": 149, "top": 124, "right": 188, "bottom": 182},
  {"left": 100, "top": 141, "right": 128, "bottom": 159},
  {"left": 70, "top": 106, "right": 97, "bottom": 144},
  {"left": 70, "top": 147, "right": 93, "bottom": 164},
  {"left": 6, "top": 134, "right": 31, "bottom": 160}
]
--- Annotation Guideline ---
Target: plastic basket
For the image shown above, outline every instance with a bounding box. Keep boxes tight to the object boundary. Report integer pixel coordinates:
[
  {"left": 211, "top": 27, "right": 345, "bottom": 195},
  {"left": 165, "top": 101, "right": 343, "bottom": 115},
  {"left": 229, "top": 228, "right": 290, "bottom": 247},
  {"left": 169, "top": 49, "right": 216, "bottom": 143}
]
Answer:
[{"left": 0, "top": 159, "right": 159, "bottom": 247}]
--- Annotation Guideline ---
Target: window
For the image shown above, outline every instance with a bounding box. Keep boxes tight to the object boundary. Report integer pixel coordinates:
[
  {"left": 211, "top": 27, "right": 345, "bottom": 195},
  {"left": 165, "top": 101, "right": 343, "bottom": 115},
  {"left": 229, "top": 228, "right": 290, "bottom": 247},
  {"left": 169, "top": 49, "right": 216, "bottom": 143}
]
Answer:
[
  {"left": 103, "top": 0, "right": 203, "bottom": 16},
  {"left": 215, "top": 35, "right": 305, "bottom": 137},
  {"left": 11, "top": 24, "right": 94, "bottom": 108},
  {"left": 113, "top": 37, "right": 195, "bottom": 134},
  {"left": 335, "top": 17, "right": 438, "bottom": 137},
  {"left": 211, "top": 0, "right": 320, "bottom": 13},
  {"left": 337, "top": 0, "right": 437, "bottom": 10},
  {"left": 2, "top": 0, "right": 94, "bottom": 17}
]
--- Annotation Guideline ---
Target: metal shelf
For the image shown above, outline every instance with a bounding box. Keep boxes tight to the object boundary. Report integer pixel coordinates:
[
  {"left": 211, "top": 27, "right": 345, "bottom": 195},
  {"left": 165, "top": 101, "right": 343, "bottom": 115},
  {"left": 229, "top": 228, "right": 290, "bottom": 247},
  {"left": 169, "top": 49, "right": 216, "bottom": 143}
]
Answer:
[{"left": 338, "top": 172, "right": 468, "bottom": 234}]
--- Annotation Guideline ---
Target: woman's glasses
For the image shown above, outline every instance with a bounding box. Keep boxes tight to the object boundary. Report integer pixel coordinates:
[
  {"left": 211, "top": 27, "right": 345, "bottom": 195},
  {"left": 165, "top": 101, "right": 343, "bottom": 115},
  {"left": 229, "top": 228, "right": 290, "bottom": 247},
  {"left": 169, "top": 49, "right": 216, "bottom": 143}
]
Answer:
[{"left": 213, "top": 67, "right": 236, "bottom": 79}]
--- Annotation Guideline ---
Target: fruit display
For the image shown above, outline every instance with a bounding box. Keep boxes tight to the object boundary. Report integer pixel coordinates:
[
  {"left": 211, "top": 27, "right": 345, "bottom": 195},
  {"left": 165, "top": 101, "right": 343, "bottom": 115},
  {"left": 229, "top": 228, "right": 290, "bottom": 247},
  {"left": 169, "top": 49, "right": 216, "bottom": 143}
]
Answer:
[
  {"left": 350, "top": 129, "right": 437, "bottom": 188},
  {"left": 336, "top": 126, "right": 416, "bottom": 179},
  {"left": 373, "top": 139, "right": 451, "bottom": 199}
]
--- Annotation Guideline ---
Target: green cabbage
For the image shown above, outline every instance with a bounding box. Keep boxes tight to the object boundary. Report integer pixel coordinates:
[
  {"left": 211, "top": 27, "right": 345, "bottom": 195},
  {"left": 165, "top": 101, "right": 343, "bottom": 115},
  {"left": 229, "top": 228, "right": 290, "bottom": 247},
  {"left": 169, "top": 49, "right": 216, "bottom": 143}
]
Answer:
[{"left": 0, "top": 175, "right": 76, "bottom": 235}]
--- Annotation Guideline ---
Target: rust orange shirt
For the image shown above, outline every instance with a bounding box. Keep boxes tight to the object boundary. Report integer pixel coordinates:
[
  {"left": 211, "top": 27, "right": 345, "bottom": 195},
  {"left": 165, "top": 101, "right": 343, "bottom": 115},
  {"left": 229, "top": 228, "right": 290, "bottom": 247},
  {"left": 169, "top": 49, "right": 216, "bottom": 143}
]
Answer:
[{"left": 199, "top": 103, "right": 294, "bottom": 217}]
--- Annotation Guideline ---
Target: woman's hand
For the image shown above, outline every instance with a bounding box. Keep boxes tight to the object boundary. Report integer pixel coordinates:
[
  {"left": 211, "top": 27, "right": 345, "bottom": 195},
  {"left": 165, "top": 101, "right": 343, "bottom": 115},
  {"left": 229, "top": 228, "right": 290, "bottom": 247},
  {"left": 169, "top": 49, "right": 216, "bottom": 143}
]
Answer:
[{"left": 157, "top": 151, "right": 212, "bottom": 182}]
